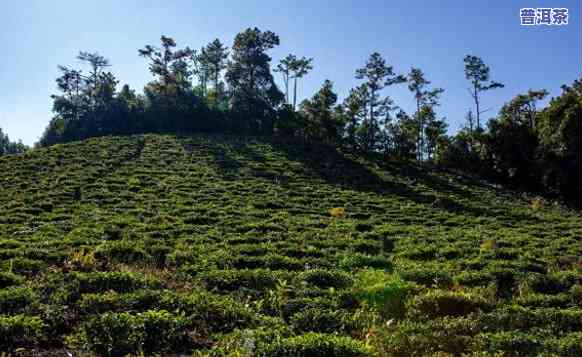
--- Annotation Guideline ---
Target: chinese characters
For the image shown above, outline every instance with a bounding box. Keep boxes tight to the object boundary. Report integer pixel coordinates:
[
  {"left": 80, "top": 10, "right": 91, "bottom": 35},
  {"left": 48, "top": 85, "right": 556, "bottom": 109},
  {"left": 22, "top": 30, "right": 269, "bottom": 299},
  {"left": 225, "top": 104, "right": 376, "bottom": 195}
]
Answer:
[{"left": 520, "top": 8, "right": 569, "bottom": 26}]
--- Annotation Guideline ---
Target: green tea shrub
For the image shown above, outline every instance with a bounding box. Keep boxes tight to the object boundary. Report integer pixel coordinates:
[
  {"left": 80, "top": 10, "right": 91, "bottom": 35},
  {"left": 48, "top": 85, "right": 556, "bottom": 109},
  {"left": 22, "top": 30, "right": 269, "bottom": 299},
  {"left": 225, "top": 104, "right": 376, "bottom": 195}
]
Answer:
[
  {"left": 484, "top": 266, "right": 516, "bottom": 298},
  {"left": 290, "top": 308, "right": 347, "bottom": 333},
  {"left": 371, "top": 317, "right": 478, "bottom": 356},
  {"left": 0, "top": 315, "right": 43, "bottom": 350},
  {"left": 281, "top": 297, "right": 337, "bottom": 321},
  {"left": 258, "top": 332, "right": 374, "bottom": 357},
  {"left": 355, "top": 271, "right": 414, "bottom": 318},
  {"left": 339, "top": 253, "right": 391, "bottom": 270},
  {"left": 454, "top": 271, "right": 492, "bottom": 287},
  {"left": 145, "top": 244, "right": 172, "bottom": 267},
  {"left": 81, "top": 310, "right": 188, "bottom": 356},
  {"left": 301, "top": 269, "right": 353, "bottom": 289},
  {"left": 74, "top": 271, "right": 160, "bottom": 293},
  {"left": 0, "top": 286, "right": 36, "bottom": 314},
  {"left": 570, "top": 284, "right": 582, "bottom": 305},
  {"left": 265, "top": 254, "right": 304, "bottom": 271},
  {"left": 78, "top": 291, "right": 121, "bottom": 315},
  {"left": 407, "top": 289, "right": 489, "bottom": 319},
  {"left": 473, "top": 331, "right": 542, "bottom": 355},
  {"left": 399, "top": 266, "right": 452, "bottom": 287},
  {"left": 547, "top": 332, "right": 582, "bottom": 356},
  {"left": 480, "top": 306, "right": 582, "bottom": 332},
  {"left": 3, "top": 257, "right": 46, "bottom": 275},
  {"left": 0, "top": 271, "right": 24, "bottom": 288},
  {"left": 515, "top": 292, "right": 571, "bottom": 308},
  {"left": 401, "top": 246, "right": 438, "bottom": 260},
  {"left": 523, "top": 273, "right": 568, "bottom": 295},
  {"left": 95, "top": 240, "right": 149, "bottom": 264},
  {"left": 167, "top": 290, "right": 257, "bottom": 332},
  {"left": 352, "top": 239, "right": 381, "bottom": 255},
  {"left": 199, "top": 269, "right": 281, "bottom": 293}
]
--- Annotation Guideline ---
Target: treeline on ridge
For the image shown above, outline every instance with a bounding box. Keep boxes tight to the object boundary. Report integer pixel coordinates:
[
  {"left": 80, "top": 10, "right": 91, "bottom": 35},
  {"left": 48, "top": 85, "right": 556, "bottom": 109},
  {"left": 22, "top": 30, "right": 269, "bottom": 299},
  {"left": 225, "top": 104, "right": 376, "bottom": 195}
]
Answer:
[{"left": 6, "top": 27, "right": 582, "bottom": 207}]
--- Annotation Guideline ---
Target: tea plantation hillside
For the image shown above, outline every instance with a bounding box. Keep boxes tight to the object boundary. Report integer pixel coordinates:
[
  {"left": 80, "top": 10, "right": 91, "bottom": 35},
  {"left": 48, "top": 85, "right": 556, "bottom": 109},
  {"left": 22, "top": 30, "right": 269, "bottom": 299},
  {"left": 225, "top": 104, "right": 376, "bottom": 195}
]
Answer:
[{"left": 2, "top": 134, "right": 582, "bottom": 356}]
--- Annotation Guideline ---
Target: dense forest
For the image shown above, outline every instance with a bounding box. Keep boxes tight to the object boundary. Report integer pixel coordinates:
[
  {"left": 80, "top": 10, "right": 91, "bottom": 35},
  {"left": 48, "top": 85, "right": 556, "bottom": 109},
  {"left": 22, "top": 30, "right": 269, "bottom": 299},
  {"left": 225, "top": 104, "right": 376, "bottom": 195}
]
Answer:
[{"left": 5, "top": 27, "right": 581, "bottom": 206}]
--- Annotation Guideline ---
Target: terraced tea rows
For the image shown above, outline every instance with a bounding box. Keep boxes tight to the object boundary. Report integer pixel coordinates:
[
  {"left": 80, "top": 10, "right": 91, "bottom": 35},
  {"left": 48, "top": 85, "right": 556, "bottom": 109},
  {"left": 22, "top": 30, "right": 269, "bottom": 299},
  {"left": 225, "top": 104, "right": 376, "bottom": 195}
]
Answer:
[{"left": 1, "top": 134, "right": 582, "bottom": 356}]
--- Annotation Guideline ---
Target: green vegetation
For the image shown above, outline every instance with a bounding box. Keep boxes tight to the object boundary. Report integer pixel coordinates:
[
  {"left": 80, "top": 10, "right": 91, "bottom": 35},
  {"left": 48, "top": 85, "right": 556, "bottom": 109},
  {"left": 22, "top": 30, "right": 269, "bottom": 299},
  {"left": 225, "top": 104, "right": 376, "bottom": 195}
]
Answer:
[
  {"left": 0, "top": 127, "right": 27, "bottom": 155},
  {"left": 23, "top": 26, "right": 580, "bottom": 207},
  {"left": 1, "top": 133, "right": 582, "bottom": 355}
]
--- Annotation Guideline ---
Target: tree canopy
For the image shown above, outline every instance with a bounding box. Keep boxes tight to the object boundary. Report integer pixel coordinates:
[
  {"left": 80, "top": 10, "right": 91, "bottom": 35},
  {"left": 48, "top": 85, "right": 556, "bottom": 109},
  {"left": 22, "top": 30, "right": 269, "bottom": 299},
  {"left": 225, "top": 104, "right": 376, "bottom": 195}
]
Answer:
[{"left": 32, "top": 29, "right": 582, "bottom": 207}]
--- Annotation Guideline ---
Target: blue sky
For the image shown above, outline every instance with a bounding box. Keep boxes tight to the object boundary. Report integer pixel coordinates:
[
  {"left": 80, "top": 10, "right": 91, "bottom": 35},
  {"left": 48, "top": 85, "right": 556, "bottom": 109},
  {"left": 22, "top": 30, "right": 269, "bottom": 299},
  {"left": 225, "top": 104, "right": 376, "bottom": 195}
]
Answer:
[{"left": 0, "top": 0, "right": 580, "bottom": 145}]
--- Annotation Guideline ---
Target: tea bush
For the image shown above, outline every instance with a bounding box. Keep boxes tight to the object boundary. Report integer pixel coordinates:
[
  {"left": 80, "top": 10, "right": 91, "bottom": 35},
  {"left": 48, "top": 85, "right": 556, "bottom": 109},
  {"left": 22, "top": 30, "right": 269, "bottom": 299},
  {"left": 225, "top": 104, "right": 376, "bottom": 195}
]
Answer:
[
  {"left": 2, "top": 134, "right": 582, "bottom": 354},
  {"left": 258, "top": 332, "right": 374, "bottom": 357},
  {"left": 79, "top": 310, "right": 189, "bottom": 355},
  {"left": 355, "top": 270, "right": 414, "bottom": 318},
  {"left": 0, "top": 286, "right": 36, "bottom": 314},
  {"left": 301, "top": 269, "right": 353, "bottom": 289},
  {"left": 407, "top": 289, "right": 490, "bottom": 319},
  {"left": 0, "top": 315, "right": 43, "bottom": 350},
  {"left": 0, "top": 271, "right": 24, "bottom": 288}
]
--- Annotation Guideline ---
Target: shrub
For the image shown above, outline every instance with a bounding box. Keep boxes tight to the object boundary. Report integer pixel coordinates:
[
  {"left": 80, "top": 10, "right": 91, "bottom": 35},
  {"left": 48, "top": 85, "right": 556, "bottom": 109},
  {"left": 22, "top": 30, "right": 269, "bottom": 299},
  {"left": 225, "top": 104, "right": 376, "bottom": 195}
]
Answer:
[
  {"left": 198, "top": 269, "right": 281, "bottom": 293},
  {"left": 474, "top": 331, "right": 542, "bottom": 355},
  {"left": 80, "top": 311, "right": 142, "bottom": 356},
  {"left": 454, "top": 271, "right": 491, "bottom": 287},
  {"left": 95, "top": 241, "right": 149, "bottom": 264},
  {"left": 531, "top": 197, "right": 544, "bottom": 210},
  {"left": 328, "top": 207, "right": 346, "bottom": 218},
  {"left": 407, "top": 289, "right": 489, "bottom": 319},
  {"left": 479, "top": 305, "right": 582, "bottom": 333},
  {"left": 81, "top": 310, "right": 188, "bottom": 356},
  {"left": 339, "top": 253, "right": 391, "bottom": 270},
  {"left": 522, "top": 273, "right": 568, "bottom": 295},
  {"left": 290, "top": 308, "right": 347, "bottom": 333},
  {"left": 258, "top": 333, "right": 374, "bottom": 357},
  {"left": 146, "top": 244, "right": 172, "bottom": 267},
  {"left": 66, "top": 249, "right": 97, "bottom": 271},
  {"left": 3, "top": 257, "right": 46, "bottom": 275},
  {"left": 140, "top": 310, "right": 188, "bottom": 353},
  {"left": 301, "top": 269, "right": 353, "bottom": 289},
  {"left": 547, "top": 332, "right": 582, "bottom": 356},
  {"left": 167, "top": 290, "right": 257, "bottom": 332},
  {"left": 571, "top": 284, "right": 582, "bottom": 305},
  {"left": 0, "top": 271, "right": 24, "bottom": 289},
  {"left": 0, "top": 286, "right": 36, "bottom": 314},
  {"left": 78, "top": 291, "right": 121, "bottom": 315},
  {"left": 352, "top": 240, "right": 382, "bottom": 255},
  {"left": 355, "top": 271, "right": 414, "bottom": 318},
  {"left": 399, "top": 266, "right": 452, "bottom": 287},
  {"left": 0, "top": 315, "right": 43, "bottom": 350},
  {"left": 515, "top": 292, "right": 571, "bottom": 308},
  {"left": 371, "top": 317, "right": 478, "bottom": 356},
  {"left": 281, "top": 297, "right": 337, "bottom": 321},
  {"left": 74, "top": 271, "right": 161, "bottom": 293}
]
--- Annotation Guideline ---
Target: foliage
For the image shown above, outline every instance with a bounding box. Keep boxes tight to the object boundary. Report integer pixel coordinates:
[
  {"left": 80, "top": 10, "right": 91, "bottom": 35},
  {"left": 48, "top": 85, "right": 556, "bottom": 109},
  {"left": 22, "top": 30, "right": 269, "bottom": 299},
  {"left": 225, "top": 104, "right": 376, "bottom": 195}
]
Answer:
[
  {"left": 0, "top": 127, "right": 27, "bottom": 155},
  {"left": 258, "top": 333, "right": 374, "bottom": 357},
  {"left": 1, "top": 134, "right": 582, "bottom": 355},
  {"left": 355, "top": 271, "right": 414, "bottom": 318},
  {"left": 0, "top": 315, "right": 43, "bottom": 351}
]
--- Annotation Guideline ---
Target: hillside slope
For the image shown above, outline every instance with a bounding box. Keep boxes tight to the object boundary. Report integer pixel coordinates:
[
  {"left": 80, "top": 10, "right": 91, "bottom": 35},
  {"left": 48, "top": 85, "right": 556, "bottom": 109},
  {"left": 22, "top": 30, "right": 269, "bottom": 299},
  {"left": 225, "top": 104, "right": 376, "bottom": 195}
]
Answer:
[{"left": 1, "top": 134, "right": 582, "bottom": 356}]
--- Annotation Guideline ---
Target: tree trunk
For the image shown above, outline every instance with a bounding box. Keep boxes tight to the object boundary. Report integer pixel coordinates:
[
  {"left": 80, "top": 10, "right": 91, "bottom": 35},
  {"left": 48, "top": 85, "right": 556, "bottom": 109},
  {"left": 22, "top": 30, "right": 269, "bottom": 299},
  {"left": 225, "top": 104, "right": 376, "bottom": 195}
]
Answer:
[
  {"left": 293, "top": 76, "right": 298, "bottom": 109},
  {"left": 416, "top": 97, "right": 422, "bottom": 161},
  {"left": 474, "top": 85, "right": 480, "bottom": 130}
]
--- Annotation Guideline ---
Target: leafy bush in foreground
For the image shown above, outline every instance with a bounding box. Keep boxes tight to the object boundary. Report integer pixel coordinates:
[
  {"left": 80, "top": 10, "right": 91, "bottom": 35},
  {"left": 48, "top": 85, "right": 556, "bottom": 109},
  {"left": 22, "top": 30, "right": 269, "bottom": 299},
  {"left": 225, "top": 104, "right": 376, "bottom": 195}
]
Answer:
[
  {"left": 0, "top": 286, "right": 36, "bottom": 314},
  {"left": 258, "top": 332, "right": 374, "bottom": 357},
  {"left": 406, "top": 289, "right": 490, "bottom": 319},
  {"left": 78, "top": 310, "right": 188, "bottom": 356},
  {"left": 0, "top": 314, "right": 43, "bottom": 350}
]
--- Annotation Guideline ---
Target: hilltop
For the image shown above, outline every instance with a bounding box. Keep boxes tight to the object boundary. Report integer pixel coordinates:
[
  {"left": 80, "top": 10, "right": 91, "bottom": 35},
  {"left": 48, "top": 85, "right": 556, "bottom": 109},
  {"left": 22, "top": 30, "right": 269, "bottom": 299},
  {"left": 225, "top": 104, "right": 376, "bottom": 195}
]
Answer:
[{"left": 1, "top": 134, "right": 582, "bottom": 356}]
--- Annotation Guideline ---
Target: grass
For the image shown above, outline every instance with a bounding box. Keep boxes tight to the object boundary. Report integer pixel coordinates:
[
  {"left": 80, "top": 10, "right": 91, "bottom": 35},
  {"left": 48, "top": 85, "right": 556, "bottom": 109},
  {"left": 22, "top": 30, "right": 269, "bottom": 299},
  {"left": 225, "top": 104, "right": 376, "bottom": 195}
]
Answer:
[{"left": 1, "top": 133, "right": 582, "bottom": 355}]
